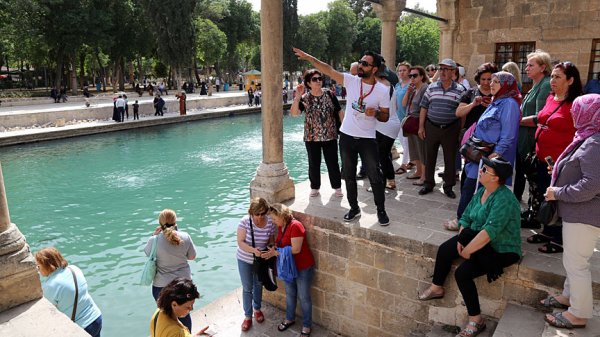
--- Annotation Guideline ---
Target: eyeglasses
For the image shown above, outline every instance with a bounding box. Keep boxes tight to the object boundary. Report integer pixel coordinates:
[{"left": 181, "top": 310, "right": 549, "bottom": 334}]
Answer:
[
  {"left": 408, "top": 74, "right": 419, "bottom": 78},
  {"left": 439, "top": 67, "right": 452, "bottom": 72},
  {"left": 480, "top": 166, "right": 496, "bottom": 176},
  {"left": 310, "top": 77, "right": 323, "bottom": 82},
  {"left": 426, "top": 68, "right": 436, "bottom": 71},
  {"left": 357, "top": 60, "right": 374, "bottom": 67}
]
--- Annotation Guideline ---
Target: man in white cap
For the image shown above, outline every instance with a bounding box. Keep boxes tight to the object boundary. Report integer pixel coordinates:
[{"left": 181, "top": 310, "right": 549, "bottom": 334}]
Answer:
[{"left": 417, "top": 58, "right": 466, "bottom": 198}]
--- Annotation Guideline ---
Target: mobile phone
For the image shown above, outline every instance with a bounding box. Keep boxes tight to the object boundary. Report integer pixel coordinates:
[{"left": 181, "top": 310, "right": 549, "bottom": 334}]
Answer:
[{"left": 545, "top": 156, "right": 555, "bottom": 167}]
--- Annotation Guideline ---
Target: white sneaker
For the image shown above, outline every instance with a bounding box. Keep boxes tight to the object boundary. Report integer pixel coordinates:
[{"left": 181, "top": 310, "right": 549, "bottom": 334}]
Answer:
[
  {"left": 310, "top": 189, "right": 320, "bottom": 197},
  {"left": 335, "top": 188, "right": 344, "bottom": 197}
]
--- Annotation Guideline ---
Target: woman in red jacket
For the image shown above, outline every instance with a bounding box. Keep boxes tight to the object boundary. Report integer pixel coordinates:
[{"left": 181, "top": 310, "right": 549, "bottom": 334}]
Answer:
[{"left": 520, "top": 62, "right": 583, "bottom": 253}]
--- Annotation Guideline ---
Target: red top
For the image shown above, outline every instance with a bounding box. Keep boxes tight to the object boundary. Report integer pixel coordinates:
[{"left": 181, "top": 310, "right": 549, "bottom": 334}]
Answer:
[
  {"left": 535, "top": 95, "right": 576, "bottom": 163},
  {"left": 276, "top": 219, "right": 314, "bottom": 271}
]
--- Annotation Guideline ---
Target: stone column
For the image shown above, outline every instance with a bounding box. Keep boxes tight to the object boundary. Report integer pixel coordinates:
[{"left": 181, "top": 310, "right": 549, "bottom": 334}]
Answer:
[
  {"left": 438, "top": 0, "right": 458, "bottom": 60},
  {"left": 372, "top": 0, "right": 406, "bottom": 68},
  {"left": 249, "top": 0, "right": 295, "bottom": 203},
  {"left": 0, "top": 163, "right": 42, "bottom": 313}
]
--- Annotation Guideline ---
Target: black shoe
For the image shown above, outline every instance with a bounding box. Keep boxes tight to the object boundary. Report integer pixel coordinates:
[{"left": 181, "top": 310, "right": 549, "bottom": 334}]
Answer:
[
  {"left": 418, "top": 187, "right": 433, "bottom": 195},
  {"left": 377, "top": 210, "right": 390, "bottom": 226},
  {"left": 437, "top": 172, "right": 444, "bottom": 177},
  {"left": 356, "top": 172, "right": 366, "bottom": 180},
  {"left": 521, "top": 218, "right": 541, "bottom": 229},
  {"left": 444, "top": 189, "right": 456, "bottom": 199},
  {"left": 343, "top": 208, "right": 361, "bottom": 221}
]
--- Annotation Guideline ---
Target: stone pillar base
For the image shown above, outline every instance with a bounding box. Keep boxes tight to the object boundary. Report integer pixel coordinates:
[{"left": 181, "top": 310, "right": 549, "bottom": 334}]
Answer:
[{"left": 250, "top": 162, "right": 295, "bottom": 203}]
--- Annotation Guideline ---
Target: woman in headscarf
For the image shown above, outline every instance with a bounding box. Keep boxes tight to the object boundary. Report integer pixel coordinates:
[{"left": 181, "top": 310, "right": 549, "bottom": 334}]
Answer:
[
  {"left": 454, "top": 71, "right": 521, "bottom": 228},
  {"left": 541, "top": 94, "right": 600, "bottom": 329}
]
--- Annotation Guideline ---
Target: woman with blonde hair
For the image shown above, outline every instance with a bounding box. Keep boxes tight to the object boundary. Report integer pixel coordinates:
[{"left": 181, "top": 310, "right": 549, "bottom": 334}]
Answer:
[
  {"left": 502, "top": 62, "right": 522, "bottom": 92},
  {"left": 145, "top": 209, "right": 197, "bottom": 332},
  {"left": 35, "top": 247, "right": 103, "bottom": 337}
]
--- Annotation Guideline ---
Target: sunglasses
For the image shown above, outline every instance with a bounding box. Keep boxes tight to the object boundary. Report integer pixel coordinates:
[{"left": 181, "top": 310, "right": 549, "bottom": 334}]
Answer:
[
  {"left": 480, "top": 166, "right": 496, "bottom": 176},
  {"left": 408, "top": 74, "right": 419, "bottom": 78},
  {"left": 357, "top": 60, "right": 374, "bottom": 67},
  {"left": 310, "top": 76, "right": 323, "bottom": 82}
]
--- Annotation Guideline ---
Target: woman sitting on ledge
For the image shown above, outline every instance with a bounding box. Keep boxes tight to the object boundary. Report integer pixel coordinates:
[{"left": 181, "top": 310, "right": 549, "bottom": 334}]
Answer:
[{"left": 418, "top": 157, "right": 522, "bottom": 337}]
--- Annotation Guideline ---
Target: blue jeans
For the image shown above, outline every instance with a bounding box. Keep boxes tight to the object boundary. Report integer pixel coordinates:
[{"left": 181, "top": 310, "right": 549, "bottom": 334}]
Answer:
[
  {"left": 285, "top": 265, "right": 315, "bottom": 328},
  {"left": 238, "top": 259, "right": 263, "bottom": 317},
  {"left": 457, "top": 177, "right": 478, "bottom": 219},
  {"left": 152, "top": 285, "right": 192, "bottom": 332},
  {"left": 84, "top": 315, "right": 102, "bottom": 337}
]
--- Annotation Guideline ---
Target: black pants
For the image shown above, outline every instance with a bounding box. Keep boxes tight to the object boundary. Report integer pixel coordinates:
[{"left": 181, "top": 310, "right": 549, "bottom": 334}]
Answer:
[
  {"left": 376, "top": 131, "right": 396, "bottom": 180},
  {"left": 513, "top": 154, "right": 527, "bottom": 201},
  {"left": 117, "top": 107, "right": 125, "bottom": 122},
  {"left": 133, "top": 110, "right": 139, "bottom": 120},
  {"left": 305, "top": 140, "right": 342, "bottom": 190},
  {"left": 339, "top": 132, "right": 385, "bottom": 212},
  {"left": 527, "top": 159, "right": 562, "bottom": 243},
  {"left": 424, "top": 119, "right": 460, "bottom": 190},
  {"left": 432, "top": 235, "right": 519, "bottom": 316}
]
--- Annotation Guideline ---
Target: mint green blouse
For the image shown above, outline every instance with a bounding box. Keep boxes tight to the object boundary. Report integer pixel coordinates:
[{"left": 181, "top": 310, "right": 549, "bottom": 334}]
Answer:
[
  {"left": 458, "top": 185, "right": 522, "bottom": 256},
  {"left": 518, "top": 76, "right": 551, "bottom": 156}
]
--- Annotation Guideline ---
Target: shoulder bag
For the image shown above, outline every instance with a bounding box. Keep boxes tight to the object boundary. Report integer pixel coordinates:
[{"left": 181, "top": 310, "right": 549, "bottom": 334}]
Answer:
[
  {"left": 537, "top": 140, "right": 585, "bottom": 226},
  {"left": 140, "top": 234, "right": 159, "bottom": 286},
  {"left": 325, "top": 89, "right": 342, "bottom": 132},
  {"left": 401, "top": 90, "right": 419, "bottom": 135},
  {"left": 249, "top": 217, "right": 278, "bottom": 291},
  {"left": 67, "top": 266, "right": 79, "bottom": 322},
  {"left": 523, "top": 101, "right": 565, "bottom": 177},
  {"left": 460, "top": 135, "right": 496, "bottom": 163}
]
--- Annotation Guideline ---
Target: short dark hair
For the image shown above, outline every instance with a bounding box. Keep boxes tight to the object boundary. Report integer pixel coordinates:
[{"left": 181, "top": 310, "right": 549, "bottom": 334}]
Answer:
[
  {"left": 410, "top": 66, "right": 430, "bottom": 84},
  {"left": 157, "top": 278, "right": 200, "bottom": 318},
  {"left": 474, "top": 62, "right": 499, "bottom": 83},
  {"left": 363, "top": 51, "right": 382, "bottom": 69},
  {"left": 303, "top": 69, "right": 322, "bottom": 90},
  {"left": 553, "top": 62, "right": 583, "bottom": 102}
]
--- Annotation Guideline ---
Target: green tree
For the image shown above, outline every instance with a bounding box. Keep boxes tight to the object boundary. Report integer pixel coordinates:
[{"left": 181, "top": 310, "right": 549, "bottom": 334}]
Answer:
[
  {"left": 396, "top": 14, "right": 439, "bottom": 67},
  {"left": 353, "top": 16, "right": 381, "bottom": 58},
  {"left": 283, "top": 0, "right": 299, "bottom": 88},
  {"left": 326, "top": 0, "right": 356, "bottom": 69},
  {"left": 195, "top": 18, "right": 227, "bottom": 78},
  {"left": 141, "top": 0, "right": 197, "bottom": 90},
  {"left": 217, "top": 0, "right": 257, "bottom": 75},
  {"left": 296, "top": 12, "right": 329, "bottom": 63},
  {"left": 345, "top": 0, "right": 373, "bottom": 19}
]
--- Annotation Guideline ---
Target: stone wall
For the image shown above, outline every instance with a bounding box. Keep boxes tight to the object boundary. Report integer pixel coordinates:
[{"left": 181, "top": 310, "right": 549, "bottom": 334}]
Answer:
[
  {"left": 264, "top": 211, "right": 599, "bottom": 337},
  {"left": 439, "top": 0, "right": 600, "bottom": 83}
]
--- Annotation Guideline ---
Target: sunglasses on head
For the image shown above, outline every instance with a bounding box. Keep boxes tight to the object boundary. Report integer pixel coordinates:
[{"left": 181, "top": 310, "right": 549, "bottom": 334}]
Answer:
[
  {"left": 310, "top": 76, "right": 323, "bottom": 82},
  {"left": 408, "top": 74, "right": 419, "bottom": 78},
  {"left": 357, "top": 60, "right": 374, "bottom": 67}
]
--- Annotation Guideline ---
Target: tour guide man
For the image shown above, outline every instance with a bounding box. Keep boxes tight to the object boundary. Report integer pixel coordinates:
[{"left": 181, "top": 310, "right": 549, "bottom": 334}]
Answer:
[{"left": 293, "top": 47, "right": 392, "bottom": 226}]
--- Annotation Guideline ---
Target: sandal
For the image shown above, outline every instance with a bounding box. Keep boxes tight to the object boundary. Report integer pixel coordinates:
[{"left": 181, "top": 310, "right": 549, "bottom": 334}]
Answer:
[
  {"left": 456, "top": 320, "right": 486, "bottom": 337},
  {"left": 241, "top": 318, "right": 252, "bottom": 331},
  {"left": 395, "top": 167, "right": 407, "bottom": 175},
  {"left": 418, "top": 287, "right": 444, "bottom": 301},
  {"left": 277, "top": 321, "right": 295, "bottom": 332},
  {"left": 540, "top": 295, "right": 569, "bottom": 310},
  {"left": 301, "top": 328, "right": 312, "bottom": 337},
  {"left": 407, "top": 173, "right": 421, "bottom": 179},
  {"left": 386, "top": 180, "right": 396, "bottom": 190},
  {"left": 538, "top": 242, "right": 563, "bottom": 254},
  {"left": 406, "top": 163, "right": 416, "bottom": 170},
  {"left": 443, "top": 219, "right": 459, "bottom": 231},
  {"left": 527, "top": 233, "right": 551, "bottom": 244},
  {"left": 254, "top": 310, "right": 264, "bottom": 323},
  {"left": 544, "top": 311, "right": 586, "bottom": 329},
  {"left": 412, "top": 180, "right": 424, "bottom": 186}
]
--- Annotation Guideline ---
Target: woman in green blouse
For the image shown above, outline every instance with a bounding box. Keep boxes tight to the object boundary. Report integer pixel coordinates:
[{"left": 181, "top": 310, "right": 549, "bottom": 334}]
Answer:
[{"left": 418, "top": 157, "right": 522, "bottom": 337}]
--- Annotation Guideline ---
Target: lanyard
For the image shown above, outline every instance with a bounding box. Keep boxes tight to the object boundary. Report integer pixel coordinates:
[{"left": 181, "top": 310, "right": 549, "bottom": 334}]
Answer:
[{"left": 359, "top": 80, "right": 376, "bottom": 106}]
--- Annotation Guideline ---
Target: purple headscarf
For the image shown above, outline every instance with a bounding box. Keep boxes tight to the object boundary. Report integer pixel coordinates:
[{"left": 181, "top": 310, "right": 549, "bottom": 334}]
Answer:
[
  {"left": 492, "top": 71, "right": 522, "bottom": 106},
  {"left": 551, "top": 94, "right": 600, "bottom": 184}
]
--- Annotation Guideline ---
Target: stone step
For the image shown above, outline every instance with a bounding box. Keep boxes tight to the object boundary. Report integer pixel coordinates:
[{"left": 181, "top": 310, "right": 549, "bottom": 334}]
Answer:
[
  {"left": 492, "top": 303, "right": 545, "bottom": 337},
  {"left": 407, "top": 321, "right": 496, "bottom": 337}
]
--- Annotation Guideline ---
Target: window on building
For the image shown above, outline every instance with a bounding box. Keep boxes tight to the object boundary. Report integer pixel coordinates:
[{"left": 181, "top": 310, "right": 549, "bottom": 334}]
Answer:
[
  {"left": 588, "top": 39, "right": 600, "bottom": 82},
  {"left": 495, "top": 42, "right": 536, "bottom": 93}
]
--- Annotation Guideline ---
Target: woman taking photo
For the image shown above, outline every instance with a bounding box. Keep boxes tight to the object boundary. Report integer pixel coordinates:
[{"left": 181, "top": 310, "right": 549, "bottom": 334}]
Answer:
[
  {"left": 35, "top": 247, "right": 103, "bottom": 337},
  {"left": 419, "top": 157, "right": 521, "bottom": 337},
  {"left": 150, "top": 278, "right": 201, "bottom": 337},
  {"left": 542, "top": 94, "right": 600, "bottom": 329},
  {"left": 263, "top": 203, "right": 315, "bottom": 337},
  {"left": 291, "top": 69, "right": 343, "bottom": 198},
  {"left": 145, "top": 209, "right": 197, "bottom": 332},
  {"left": 402, "top": 66, "right": 430, "bottom": 185},
  {"left": 521, "top": 62, "right": 583, "bottom": 253},
  {"left": 236, "top": 197, "right": 275, "bottom": 331},
  {"left": 516, "top": 50, "right": 552, "bottom": 203}
]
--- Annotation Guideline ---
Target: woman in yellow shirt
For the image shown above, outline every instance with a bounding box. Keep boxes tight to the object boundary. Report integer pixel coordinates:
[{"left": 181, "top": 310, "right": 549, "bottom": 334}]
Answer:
[{"left": 150, "top": 278, "right": 205, "bottom": 337}]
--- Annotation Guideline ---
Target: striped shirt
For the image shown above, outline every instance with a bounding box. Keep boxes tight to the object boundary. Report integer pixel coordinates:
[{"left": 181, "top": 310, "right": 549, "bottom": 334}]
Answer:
[
  {"left": 420, "top": 80, "right": 466, "bottom": 125},
  {"left": 236, "top": 215, "right": 275, "bottom": 264}
]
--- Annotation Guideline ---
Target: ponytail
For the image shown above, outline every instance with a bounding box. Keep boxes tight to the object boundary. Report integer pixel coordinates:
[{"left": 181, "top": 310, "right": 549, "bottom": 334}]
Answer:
[{"left": 158, "top": 209, "right": 182, "bottom": 245}]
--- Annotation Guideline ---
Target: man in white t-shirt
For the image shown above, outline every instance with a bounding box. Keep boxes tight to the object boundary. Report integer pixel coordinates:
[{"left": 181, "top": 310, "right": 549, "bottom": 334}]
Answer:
[
  {"left": 115, "top": 95, "right": 126, "bottom": 122},
  {"left": 293, "top": 47, "right": 392, "bottom": 226}
]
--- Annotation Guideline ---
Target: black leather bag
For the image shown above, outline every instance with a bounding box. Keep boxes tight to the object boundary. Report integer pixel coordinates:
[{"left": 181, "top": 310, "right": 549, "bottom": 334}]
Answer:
[
  {"left": 536, "top": 200, "right": 559, "bottom": 226},
  {"left": 460, "top": 136, "right": 495, "bottom": 163},
  {"left": 249, "top": 218, "right": 278, "bottom": 292}
]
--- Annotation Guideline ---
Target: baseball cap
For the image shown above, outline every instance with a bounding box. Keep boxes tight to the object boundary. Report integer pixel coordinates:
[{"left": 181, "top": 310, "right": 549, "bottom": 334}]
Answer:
[
  {"left": 481, "top": 157, "right": 513, "bottom": 181},
  {"left": 439, "top": 58, "right": 457, "bottom": 69}
]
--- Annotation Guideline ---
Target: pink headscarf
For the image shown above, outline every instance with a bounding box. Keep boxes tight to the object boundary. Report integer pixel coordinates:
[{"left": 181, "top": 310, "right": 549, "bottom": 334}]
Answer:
[
  {"left": 551, "top": 94, "right": 600, "bottom": 184},
  {"left": 492, "top": 71, "right": 522, "bottom": 106}
]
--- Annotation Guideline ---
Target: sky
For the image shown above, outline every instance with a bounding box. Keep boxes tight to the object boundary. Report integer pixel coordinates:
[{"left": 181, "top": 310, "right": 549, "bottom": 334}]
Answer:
[{"left": 248, "top": 0, "right": 437, "bottom": 15}]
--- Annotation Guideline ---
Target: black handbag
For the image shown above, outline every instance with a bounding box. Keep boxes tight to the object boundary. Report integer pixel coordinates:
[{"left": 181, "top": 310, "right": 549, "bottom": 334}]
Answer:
[
  {"left": 535, "top": 139, "right": 585, "bottom": 226},
  {"left": 249, "top": 217, "right": 278, "bottom": 291},
  {"left": 460, "top": 136, "right": 496, "bottom": 163}
]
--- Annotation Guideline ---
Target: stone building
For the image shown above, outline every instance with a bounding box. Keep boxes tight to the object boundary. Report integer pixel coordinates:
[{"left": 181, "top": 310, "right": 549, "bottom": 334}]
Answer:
[{"left": 438, "top": 0, "right": 600, "bottom": 91}]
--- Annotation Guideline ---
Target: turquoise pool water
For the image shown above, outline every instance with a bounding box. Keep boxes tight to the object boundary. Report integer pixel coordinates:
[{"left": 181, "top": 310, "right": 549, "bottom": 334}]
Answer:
[{"left": 0, "top": 113, "right": 309, "bottom": 337}]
